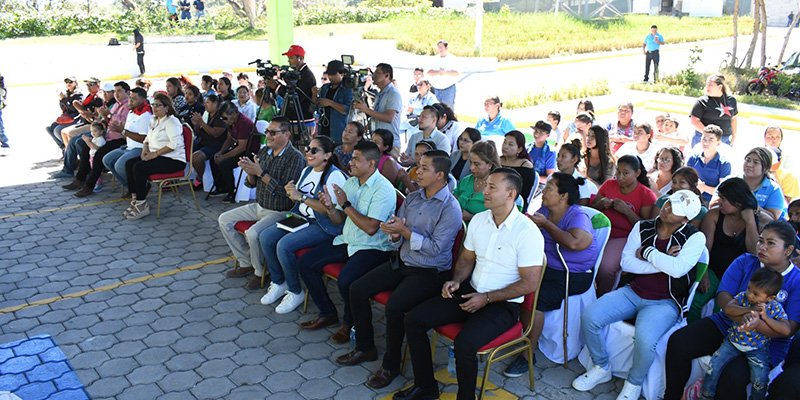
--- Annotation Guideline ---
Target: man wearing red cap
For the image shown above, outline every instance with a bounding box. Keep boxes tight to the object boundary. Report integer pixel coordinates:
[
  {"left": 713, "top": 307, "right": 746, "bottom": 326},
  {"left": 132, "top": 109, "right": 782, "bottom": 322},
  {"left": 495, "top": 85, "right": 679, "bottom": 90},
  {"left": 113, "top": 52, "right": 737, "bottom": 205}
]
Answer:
[{"left": 265, "top": 45, "right": 317, "bottom": 145}]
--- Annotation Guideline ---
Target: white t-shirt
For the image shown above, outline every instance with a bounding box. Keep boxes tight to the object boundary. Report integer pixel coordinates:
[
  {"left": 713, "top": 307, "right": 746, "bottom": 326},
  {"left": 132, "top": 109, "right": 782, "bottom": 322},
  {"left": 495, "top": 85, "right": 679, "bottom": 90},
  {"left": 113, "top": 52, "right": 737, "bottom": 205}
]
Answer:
[
  {"left": 572, "top": 169, "right": 598, "bottom": 201},
  {"left": 464, "top": 208, "right": 545, "bottom": 303},
  {"left": 296, "top": 167, "right": 348, "bottom": 219},
  {"left": 615, "top": 141, "right": 661, "bottom": 172},
  {"left": 428, "top": 54, "right": 459, "bottom": 89},
  {"left": 124, "top": 111, "right": 153, "bottom": 149},
  {"left": 90, "top": 136, "right": 106, "bottom": 157}
]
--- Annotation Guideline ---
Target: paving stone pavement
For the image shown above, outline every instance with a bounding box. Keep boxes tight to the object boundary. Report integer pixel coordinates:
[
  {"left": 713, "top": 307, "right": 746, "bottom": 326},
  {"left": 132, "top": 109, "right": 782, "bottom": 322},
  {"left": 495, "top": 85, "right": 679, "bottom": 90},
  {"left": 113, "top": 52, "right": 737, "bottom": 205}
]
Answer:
[{"left": 0, "top": 177, "right": 625, "bottom": 399}]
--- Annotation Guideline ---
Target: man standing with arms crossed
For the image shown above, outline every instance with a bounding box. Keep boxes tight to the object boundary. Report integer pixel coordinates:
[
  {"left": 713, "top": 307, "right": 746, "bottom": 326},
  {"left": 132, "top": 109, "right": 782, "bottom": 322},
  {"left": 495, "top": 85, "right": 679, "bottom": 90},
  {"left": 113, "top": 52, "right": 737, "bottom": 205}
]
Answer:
[{"left": 643, "top": 25, "right": 664, "bottom": 83}]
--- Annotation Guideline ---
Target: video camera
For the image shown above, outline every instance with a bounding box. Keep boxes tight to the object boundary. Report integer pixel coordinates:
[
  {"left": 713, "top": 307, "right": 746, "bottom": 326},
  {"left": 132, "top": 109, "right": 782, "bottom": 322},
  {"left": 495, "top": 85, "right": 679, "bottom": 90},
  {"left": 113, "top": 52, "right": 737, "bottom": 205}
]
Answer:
[
  {"left": 249, "top": 59, "right": 301, "bottom": 86},
  {"left": 340, "top": 55, "right": 371, "bottom": 91}
]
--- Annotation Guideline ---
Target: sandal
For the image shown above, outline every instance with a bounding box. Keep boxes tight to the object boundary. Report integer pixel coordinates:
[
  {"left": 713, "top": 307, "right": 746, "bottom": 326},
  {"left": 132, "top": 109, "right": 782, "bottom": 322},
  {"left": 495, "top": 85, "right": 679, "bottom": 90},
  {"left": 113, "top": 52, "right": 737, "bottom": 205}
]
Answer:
[{"left": 126, "top": 200, "right": 150, "bottom": 220}]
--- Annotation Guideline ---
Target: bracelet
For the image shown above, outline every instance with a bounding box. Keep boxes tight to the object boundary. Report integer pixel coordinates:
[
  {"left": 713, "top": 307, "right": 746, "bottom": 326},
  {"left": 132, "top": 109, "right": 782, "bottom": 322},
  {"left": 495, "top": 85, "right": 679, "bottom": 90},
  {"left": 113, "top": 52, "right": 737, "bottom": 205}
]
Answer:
[{"left": 485, "top": 292, "right": 491, "bottom": 304}]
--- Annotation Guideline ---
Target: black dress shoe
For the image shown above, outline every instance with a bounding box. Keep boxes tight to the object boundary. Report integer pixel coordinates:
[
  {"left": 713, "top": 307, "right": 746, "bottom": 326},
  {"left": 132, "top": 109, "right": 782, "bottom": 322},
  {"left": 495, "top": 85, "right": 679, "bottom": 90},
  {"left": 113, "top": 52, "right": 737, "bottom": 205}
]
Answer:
[
  {"left": 367, "top": 367, "right": 400, "bottom": 389},
  {"left": 299, "top": 314, "right": 339, "bottom": 330},
  {"left": 393, "top": 385, "right": 439, "bottom": 400},
  {"left": 335, "top": 348, "right": 377, "bottom": 366}
]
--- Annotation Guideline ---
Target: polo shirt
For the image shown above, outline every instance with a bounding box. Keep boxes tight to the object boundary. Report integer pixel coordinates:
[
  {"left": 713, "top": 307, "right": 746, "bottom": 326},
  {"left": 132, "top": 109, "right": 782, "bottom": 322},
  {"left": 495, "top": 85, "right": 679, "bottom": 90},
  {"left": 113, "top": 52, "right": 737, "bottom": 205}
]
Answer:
[
  {"left": 528, "top": 142, "right": 556, "bottom": 177},
  {"left": 475, "top": 113, "right": 516, "bottom": 137},
  {"left": 373, "top": 83, "right": 403, "bottom": 148},
  {"left": 464, "top": 208, "right": 544, "bottom": 303},
  {"left": 711, "top": 254, "right": 800, "bottom": 366},
  {"left": 123, "top": 109, "right": 153, "bottom": 149},
  {"left": 753, "top": 176, "right": 787, "bottom": 219},
  {"left": 333, "top": 170, "right": 396, "bottom": 256},
  {"left": 397, "top": 185, "right": 463, "bottom": 271},
  {"left": 644, "top": 33, "right": 664, "bottom": 52},
  {"left": 686, "top": 151, "right": 731, "bottom": 202}
]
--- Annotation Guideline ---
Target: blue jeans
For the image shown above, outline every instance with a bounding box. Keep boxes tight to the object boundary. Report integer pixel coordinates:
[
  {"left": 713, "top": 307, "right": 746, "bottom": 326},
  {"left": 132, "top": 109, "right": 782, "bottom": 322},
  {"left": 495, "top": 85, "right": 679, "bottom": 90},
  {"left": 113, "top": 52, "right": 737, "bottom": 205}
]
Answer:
[
  {"left": 692, "top": 130, "right": 731, "bottom": 147},
  {"left": 703, "top": 338, "right": 770, "bottom": 400},
  {"left": 63, "top": 133, "right": 90, "bottom": 173},
  {"left": 46, "top": 122, "right": 75, "bottom": 150},
  {"left": 0, "top": 109, "right": 7, "bottom": 145},
  {"left": 581, "top": 285, "right": 681, "bottom": 386},
  {"left": 258, "top": 219, "right": 332, "bottom": 294},
  {"left": 434, "top": 84, "right": 456, "bottom": 109},
  {"left": 103, "top": 146, "right": 142, "bottom": 188}
]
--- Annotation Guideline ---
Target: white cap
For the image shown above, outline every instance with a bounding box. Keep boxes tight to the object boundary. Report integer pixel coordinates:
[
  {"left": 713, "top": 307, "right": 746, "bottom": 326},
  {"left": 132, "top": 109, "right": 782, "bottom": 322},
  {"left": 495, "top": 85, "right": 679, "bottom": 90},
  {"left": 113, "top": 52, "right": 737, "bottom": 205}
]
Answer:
[
  {"left": 102, "top": 82, "right": 114, "bottom": 92},
  {"left": 256, "top": 120, "right": 268, "bottom": 135},
  {"left": 667, "top": 190, "right": 701, "bottom": 220}
]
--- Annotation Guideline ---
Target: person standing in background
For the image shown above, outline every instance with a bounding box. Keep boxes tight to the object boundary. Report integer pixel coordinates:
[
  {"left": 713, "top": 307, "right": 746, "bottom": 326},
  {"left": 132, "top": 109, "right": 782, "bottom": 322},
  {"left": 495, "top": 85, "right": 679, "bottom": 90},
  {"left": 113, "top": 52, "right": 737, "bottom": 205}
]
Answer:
[
  {"left": 133, "top": 29, "right": 145, "bottom": 76},
  {"left": 193, "top": 0, "right": 205, "bottom": 19},
  {"left": 643, "top": 25, "right": 664, "bottom": 83},
  {"left": 0, "top": 73, "right": 8, "bottom": 150},
  {"left": 427, "top": 40, "right": 460, "bottom": 110}
]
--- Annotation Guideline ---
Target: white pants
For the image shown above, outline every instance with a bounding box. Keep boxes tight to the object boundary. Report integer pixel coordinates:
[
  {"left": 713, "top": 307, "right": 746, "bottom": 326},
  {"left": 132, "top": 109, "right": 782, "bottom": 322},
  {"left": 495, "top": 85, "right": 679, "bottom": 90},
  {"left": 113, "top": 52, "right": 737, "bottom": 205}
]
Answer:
[{"left": 218, "top": 203, "right": 285, "bottom": 276}]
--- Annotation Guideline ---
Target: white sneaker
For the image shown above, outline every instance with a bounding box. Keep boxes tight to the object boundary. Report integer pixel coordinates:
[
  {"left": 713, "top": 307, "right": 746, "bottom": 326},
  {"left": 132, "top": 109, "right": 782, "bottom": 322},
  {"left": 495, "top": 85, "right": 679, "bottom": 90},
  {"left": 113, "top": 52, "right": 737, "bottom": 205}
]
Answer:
[
  {"left": 572, "top": 364, "right": 612, "bottom": 392},
  {"left": 260, "top": 282, "right": 288, "bottom": 305},
  {"left": 616, "top": 381, "right": 642, "bottom": 400},
  {"left": 275, "top": 291, "right": 304, "bottom": 314}
]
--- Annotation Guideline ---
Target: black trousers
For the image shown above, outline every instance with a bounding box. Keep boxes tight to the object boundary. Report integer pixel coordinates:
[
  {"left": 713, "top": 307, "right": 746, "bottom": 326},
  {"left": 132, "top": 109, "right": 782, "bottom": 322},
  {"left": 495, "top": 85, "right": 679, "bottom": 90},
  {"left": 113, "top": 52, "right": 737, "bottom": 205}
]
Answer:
[
  {"left": 664, "top": 317, "right": 750, "bottom": 400},
  {"left": 125, "top": 156, "right": 186, "bottom": 200},
  {"left": 349, "top": 259, "right": 446, "bottom": 371},
  {"left": 209, "top": 155, "right": 239, "bottom": 194},
  {"left": 75, "top": 138, "right": 125, "bottom": 188},
  {"left": 137, "top": 52, "right": 145, "bottom": 74},
  {"left": 645, "top": 50, "right": 660, "bottom": 81},
  {"left": 405, "top": 284, "right": 519, "bottom": 400}
]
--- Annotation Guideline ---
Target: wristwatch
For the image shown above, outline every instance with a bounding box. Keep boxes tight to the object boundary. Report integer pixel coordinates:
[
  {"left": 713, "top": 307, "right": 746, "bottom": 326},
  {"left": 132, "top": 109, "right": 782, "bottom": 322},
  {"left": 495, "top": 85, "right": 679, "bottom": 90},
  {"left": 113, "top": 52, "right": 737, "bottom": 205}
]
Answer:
[
  {"left": 259, "top": 171, "right": 268, "bottom": 180},
  {"left": 300, "top": 194, "right": 309, "bottom": 203},
  {"left": 341, "top": 201, "right": 352, "bottom": 210}
]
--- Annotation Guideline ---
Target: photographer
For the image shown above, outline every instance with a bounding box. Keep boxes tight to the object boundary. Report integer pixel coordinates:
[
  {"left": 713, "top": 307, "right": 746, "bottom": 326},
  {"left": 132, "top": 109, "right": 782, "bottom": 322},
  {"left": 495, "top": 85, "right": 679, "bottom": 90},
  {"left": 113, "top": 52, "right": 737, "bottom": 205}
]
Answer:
[
  {"left": 353, "top": 63, "right": 403, "bottom": 157},
  {"left": 265, "top": 45, "right": 317, "bottom": 136},
  {"left": 313, "top": 60, "right": 353, "bottom": 145}
]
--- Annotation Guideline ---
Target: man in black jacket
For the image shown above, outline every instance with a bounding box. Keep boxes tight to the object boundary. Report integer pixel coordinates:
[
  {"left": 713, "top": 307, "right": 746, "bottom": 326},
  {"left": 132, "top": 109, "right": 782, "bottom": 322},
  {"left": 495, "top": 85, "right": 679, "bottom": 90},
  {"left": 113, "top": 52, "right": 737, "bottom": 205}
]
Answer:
[
  {"left": 266, "top": 45, "right": 316, "bottom": 147},
  {"left": 45, "top": 76, "right": 83, "bottom": 153}
]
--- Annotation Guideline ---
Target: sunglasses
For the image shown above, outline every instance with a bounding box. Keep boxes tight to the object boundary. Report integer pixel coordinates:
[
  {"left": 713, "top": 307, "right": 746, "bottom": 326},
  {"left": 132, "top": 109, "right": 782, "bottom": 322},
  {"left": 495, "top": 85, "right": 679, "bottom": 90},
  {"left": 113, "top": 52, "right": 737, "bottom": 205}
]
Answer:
[
  {"left": 266, "top": 129, "right": 286, "bottom": 136},
  {"left": 305, "top": 146, "right": 322, "bottom": 155}
]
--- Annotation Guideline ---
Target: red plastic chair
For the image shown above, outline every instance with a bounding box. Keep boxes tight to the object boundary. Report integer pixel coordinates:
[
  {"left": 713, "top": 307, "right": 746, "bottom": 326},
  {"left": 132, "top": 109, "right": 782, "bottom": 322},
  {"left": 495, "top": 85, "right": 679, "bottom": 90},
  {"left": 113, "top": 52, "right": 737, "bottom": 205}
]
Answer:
[
  {"left": 429, "top": 258, "right": 546, "bottom": 399},
  {"left": 148, "top": 123, "right": 200, "bottom": 218}
]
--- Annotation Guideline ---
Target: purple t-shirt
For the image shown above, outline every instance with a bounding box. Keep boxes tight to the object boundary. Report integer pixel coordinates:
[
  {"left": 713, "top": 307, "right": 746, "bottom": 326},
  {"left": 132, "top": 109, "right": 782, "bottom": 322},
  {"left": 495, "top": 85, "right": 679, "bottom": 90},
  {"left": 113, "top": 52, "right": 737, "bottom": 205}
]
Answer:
[
  {"left": 710, "top": 254, "right": 800, "bottom": 366},
  {"left": 538, "top": 204, "right": 598, "bottom": 273}
]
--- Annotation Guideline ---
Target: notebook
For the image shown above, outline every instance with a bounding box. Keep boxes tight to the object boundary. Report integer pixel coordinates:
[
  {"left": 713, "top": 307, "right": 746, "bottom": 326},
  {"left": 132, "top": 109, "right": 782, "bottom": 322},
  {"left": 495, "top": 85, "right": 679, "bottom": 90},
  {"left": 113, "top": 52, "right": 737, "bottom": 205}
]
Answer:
[{"left": 276, "top": 213, "right": 309, "bottom": 233}]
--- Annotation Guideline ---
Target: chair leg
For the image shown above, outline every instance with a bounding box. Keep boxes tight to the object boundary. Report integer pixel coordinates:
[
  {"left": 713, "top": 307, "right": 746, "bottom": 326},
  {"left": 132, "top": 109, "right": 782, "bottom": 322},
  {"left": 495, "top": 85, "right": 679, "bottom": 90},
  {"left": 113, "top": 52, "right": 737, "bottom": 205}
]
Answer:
[
  {"left": 156, "top": 182, "right": 164, "bottom": 218},
  {"left": 479, "top": 354, "right": 493, "bottom": 400},
  {"left": 527, "top": 344, "right": 536, "bottom": 391},
  {"left": 303, "top": 289, "right": 309, "bottom": 313}
]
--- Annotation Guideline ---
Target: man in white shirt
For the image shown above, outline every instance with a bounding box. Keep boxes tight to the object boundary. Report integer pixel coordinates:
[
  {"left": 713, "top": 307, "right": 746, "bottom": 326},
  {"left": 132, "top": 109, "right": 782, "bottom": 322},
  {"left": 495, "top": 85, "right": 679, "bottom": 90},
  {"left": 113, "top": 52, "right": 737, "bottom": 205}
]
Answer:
[
  {"left": 353, "top": 63, "right": 403, "bottom": 157},
  {"left": 102, "top": 87, "right": 153, "bottom": 197},
  {"left": 427, "top": 40, "right": 460, "bottom": 110},
  {"left": 396, "top": 167, "right": 545, "bottom": 400}
]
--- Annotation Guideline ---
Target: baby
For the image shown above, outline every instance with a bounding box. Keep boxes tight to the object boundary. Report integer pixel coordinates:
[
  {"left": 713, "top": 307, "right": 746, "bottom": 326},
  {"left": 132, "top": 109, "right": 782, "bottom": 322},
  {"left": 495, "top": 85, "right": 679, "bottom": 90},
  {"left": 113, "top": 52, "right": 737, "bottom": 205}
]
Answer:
[
  {"left": 83, "top": 122, "right": 106, "bottom": 191},
  {"left": 700, "top": 268, "right": 791, "bottom": 400}
]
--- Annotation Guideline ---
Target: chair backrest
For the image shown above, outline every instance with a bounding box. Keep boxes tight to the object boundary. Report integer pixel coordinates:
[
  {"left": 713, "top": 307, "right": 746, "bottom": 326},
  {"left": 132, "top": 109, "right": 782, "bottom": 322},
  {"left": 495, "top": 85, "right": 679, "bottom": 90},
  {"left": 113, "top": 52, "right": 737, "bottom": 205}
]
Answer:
[
  {"left": 581, "top": 206, "right": 612, "bottom": 282},
  {"left": 451, "top": 221, "right": 467, "bottom": 268},
  {"left": 525, "top": 170, "right": 541, "bottom": 209},
  {"left": 395, "top": 189, "right": 405, "bottom": 214},
  {"left": 683, "top": 247, "right": 710, "bottom": 316},
  {"left": 182, "top": 123, "right": 194, "bottom": 176}
]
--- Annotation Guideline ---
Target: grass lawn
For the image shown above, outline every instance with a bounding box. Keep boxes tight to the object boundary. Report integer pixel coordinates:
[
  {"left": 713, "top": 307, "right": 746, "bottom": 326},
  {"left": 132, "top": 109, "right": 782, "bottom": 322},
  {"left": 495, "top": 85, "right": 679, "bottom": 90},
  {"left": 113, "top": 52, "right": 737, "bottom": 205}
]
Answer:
[{"left": 363, "top": 13, "right": 754, "bottom": 61}]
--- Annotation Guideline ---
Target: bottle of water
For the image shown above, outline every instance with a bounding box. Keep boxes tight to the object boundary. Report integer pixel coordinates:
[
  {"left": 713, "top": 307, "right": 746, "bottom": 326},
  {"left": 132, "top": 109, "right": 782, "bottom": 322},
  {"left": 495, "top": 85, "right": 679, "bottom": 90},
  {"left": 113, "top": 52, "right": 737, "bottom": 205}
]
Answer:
[
  {"left": 447, "top": 345, "right": 456, "bottom": 376},
  {"left": 349, "top": 326, "right": 356, "bottom": 351}
]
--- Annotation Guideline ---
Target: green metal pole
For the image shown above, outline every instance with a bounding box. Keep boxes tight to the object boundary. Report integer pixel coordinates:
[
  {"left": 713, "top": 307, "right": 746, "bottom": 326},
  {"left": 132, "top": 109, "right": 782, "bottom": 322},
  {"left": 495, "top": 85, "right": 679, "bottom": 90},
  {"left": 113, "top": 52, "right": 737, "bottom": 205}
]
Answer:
[{"left": 267, "top": 0, "right": 294, "bottom": 63}]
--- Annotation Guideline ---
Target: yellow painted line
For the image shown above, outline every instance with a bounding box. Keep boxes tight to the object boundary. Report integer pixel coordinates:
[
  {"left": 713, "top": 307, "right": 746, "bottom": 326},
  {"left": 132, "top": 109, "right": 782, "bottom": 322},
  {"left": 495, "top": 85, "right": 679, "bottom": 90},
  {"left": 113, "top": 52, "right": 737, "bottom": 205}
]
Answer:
[
  {"left": 0, "top": 198, "right": 126, "bottom": 220},
  {"left": 0, "top": 256, "right": 234, "bottom": 315}
]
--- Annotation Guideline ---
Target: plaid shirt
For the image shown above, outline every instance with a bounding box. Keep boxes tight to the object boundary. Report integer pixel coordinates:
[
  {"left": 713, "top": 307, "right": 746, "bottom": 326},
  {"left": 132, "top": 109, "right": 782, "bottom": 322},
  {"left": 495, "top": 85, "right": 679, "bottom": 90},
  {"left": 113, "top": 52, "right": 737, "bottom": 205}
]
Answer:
[{"left": 248, "top": 143, "right": 305, "bottom": 211}]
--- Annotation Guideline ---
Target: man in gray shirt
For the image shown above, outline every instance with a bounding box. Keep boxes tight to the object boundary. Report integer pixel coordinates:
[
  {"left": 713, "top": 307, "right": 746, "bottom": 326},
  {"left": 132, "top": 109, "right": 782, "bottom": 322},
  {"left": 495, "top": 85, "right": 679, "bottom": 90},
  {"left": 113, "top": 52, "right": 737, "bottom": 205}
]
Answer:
[{"left": 354, "top": 63, "right": 403, "bottom": 157}]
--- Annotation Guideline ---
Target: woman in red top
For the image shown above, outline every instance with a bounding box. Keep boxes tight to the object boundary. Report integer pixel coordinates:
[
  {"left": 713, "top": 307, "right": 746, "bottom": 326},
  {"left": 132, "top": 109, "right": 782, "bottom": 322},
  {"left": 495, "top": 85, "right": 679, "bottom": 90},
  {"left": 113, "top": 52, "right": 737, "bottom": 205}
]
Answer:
[{"left": 592, "top": 154, "right": 657, "bottom": 295}]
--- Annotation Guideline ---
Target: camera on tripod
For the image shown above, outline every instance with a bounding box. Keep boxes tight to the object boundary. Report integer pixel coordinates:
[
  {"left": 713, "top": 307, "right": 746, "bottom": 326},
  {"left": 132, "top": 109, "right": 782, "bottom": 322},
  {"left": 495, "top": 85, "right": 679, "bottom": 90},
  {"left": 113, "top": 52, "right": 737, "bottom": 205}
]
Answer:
[
  {"left": 340, "top": 55, "right": 371, "bottom": 91},
  {"left": 249, "top": 59, "right": 300, "bottom": 86}
]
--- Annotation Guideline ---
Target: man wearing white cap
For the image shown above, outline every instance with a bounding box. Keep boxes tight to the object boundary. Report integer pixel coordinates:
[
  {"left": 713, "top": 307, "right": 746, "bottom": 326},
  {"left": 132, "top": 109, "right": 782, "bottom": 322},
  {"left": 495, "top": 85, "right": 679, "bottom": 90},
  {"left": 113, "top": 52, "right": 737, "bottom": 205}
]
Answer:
[{"left": 573, "top": 189, "right": 706, "bottom": 400}]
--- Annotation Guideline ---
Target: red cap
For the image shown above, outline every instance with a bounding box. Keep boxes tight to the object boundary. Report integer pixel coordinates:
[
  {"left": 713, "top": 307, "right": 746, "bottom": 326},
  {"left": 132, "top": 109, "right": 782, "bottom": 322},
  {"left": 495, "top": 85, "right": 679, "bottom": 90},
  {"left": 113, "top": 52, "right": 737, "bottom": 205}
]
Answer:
[{"left": 282, "top": 45, "right": 305, "bottom": 58}]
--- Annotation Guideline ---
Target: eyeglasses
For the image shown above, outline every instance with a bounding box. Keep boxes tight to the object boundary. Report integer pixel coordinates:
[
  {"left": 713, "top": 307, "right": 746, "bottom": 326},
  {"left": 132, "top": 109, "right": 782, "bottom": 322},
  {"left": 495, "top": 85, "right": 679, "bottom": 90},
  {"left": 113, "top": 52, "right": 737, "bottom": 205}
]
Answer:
[
  {"left": 305, "top": 146, "right": 322, "bottom": 155},
  {"left": 657, "top": 157, "right": 673, "bottom": 163},
  {"left": 153, "top": 103, "right": 165, "bottom": 108},
  {"left": 266, "top": 129, "right": 286, "bottom": 136}
]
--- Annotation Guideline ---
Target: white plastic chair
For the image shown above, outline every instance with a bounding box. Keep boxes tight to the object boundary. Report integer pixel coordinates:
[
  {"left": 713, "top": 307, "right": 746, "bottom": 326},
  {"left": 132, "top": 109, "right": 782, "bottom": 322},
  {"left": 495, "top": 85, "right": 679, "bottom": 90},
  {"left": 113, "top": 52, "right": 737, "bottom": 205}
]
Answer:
[
  {"left": 538, "top": 207, "right": 611, "bottom": 366},
  {"left": 578, "top": 248, "right": 709, "bottom": 400}
]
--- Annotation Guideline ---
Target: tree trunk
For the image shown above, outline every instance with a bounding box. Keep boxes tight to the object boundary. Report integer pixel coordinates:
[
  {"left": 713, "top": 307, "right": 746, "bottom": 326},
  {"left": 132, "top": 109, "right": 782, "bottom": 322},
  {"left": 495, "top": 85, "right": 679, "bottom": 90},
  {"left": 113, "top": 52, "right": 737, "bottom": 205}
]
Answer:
[
  {"left": 758, "top": 0, "right": 767, "bottom": 68},
  {"left": 242, "top": 0, "right": 257, "bottom": 28},
  {"left": 731, "top": 0, "right": 739, "bottom": 68},
  {"left": 117, "top": 0, "right": 137, "bottom": 11},
  {"left": 777, "top": 1, "right": 800, "bottom": 63},
  {"left": 743, "top": 0, "right": 761, "bottom": 69},
  {"left": 225, "top": 0, "right": 248, "bottom": 18}
]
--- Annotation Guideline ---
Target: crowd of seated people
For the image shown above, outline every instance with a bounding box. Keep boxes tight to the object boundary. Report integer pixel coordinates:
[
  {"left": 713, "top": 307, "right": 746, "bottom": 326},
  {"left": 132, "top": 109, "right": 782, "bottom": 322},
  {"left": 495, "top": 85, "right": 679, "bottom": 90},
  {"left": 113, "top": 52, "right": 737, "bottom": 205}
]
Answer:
[{"left": 47, "top": 59, "right": 800, "bottom": 400}]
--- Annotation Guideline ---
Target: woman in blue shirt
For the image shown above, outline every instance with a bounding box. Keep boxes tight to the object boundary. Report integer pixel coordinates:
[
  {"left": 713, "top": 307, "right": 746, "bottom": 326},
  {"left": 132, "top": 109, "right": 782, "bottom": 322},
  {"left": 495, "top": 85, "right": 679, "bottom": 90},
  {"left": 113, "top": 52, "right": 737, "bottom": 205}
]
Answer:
[
  {"left": 743, "top": 147, "right": 787, "bottom": 221},
  {"left": 475, "top": 95, "right": 515, "bottom": 137},
  {"left": 664, "top": 221, "right": 800, "bottom": 400},
  {"left": 686, "top": 124, "right": 731, "bottom": 203}
]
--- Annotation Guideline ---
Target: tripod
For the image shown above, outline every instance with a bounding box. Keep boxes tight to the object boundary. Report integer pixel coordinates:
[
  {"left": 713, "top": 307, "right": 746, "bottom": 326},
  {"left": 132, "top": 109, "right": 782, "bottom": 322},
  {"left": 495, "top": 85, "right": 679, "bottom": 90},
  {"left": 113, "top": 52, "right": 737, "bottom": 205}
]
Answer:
[
  {"left": 281, "top": 82, "right": 311, "bottom": 149},
  {"left": 347, "top": 87, "right": 371, "bottom": 140}
]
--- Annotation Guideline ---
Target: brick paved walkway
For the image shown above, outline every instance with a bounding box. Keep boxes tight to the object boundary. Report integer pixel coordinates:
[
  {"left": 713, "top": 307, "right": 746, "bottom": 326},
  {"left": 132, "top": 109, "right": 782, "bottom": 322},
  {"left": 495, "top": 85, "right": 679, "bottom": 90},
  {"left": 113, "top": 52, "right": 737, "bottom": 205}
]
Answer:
[{"left": 0, "top": 177, "right": 624, "bottom": 399}]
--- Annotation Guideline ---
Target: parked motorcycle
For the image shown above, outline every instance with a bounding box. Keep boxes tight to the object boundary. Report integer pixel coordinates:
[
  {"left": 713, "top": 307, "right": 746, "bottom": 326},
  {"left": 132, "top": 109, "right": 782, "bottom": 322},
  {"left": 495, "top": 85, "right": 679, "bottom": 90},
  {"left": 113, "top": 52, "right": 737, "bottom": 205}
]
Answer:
[{"left": 746, "top": 64, "right": 782, "bottom": 95}]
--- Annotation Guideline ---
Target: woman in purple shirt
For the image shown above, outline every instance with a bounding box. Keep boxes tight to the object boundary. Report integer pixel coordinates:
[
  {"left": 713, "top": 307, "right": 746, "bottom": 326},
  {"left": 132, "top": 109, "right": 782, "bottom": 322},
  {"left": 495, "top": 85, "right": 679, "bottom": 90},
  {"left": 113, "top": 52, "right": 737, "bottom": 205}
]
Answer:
[{"left": 504, "top": 172, "right": 597, "bottom": 377}]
